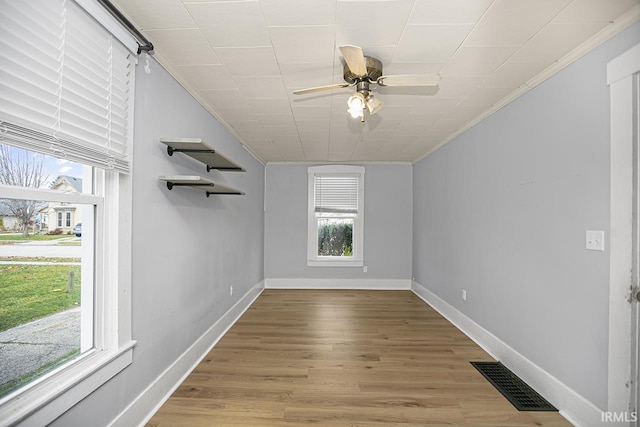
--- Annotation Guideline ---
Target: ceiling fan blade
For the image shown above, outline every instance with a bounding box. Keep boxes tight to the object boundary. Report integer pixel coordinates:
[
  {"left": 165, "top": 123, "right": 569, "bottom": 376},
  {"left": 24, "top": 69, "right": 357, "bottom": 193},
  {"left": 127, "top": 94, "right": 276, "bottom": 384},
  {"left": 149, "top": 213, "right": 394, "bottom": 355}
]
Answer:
[
  {"left": 377, "top": 73, "right": 441, "bottom": 87},
  {"left": 293, "top": 83, "right": 350, "bottom": 95},
  {"left": 340, "top": 45, "right": 368, "bottom": 77}
]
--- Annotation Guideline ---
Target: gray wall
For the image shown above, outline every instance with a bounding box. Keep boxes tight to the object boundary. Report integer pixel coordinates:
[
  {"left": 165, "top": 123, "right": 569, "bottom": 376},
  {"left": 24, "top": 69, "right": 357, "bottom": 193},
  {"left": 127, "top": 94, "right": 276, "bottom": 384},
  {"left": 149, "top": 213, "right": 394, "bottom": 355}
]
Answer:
[
  {"left": 51, "top": 57, "right": 265, "bottom": 426},
  {"left": 265, "top": 163, "right": 412, "bottom": 280},
  {"left": 412, "top": 22, "right": 640, "bottom": 410}
]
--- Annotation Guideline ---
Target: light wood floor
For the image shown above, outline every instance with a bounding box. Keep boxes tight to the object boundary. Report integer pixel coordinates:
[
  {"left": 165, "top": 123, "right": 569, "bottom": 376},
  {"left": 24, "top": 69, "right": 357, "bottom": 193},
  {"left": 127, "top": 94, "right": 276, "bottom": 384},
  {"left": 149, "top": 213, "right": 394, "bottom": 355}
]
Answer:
[{"left": 147, "top": 290, "right": 571, "bottom": 426}]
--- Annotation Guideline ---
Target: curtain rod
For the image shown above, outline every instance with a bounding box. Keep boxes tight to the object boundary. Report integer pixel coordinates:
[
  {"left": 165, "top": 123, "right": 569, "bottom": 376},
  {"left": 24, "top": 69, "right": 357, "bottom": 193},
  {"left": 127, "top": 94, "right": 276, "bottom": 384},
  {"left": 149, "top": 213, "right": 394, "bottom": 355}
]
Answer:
[{"left": 96, "top": 0, "right": 154, "bottom": 54}]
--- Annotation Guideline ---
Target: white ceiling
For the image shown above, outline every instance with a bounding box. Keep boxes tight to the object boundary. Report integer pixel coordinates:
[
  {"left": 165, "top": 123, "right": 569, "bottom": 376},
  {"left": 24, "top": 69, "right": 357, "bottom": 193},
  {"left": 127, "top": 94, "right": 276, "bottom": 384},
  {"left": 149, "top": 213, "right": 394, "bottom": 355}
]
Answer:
[{"left": 113, "top": 0, "right": 639, "bottom": 163}]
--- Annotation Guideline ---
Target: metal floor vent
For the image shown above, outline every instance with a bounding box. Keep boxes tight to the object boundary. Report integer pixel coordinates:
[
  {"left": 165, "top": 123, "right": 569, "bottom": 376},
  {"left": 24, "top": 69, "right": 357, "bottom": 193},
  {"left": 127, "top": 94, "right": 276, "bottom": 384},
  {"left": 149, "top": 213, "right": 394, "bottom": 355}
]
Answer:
[{"left": 470, "top": 361, "right": 557, "bottom": 411}]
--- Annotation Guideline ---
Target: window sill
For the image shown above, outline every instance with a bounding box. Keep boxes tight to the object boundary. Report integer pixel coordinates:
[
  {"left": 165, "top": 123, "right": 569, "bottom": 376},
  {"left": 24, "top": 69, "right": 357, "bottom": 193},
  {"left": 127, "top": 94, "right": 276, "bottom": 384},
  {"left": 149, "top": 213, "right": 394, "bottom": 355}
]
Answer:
[
  {"left": 0, "top": 340, "right": 136, "bottom": 426},
  {"left": 308, "top": 259, "right": 364, "bottom": 267}
]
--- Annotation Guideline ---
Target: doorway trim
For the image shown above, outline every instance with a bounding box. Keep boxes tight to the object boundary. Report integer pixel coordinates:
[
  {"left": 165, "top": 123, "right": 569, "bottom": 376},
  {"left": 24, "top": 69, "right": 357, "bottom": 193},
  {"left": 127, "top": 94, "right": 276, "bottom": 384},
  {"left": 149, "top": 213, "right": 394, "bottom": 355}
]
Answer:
[{"left": 608, "top": 42, "right": 640, "bottom": 420}]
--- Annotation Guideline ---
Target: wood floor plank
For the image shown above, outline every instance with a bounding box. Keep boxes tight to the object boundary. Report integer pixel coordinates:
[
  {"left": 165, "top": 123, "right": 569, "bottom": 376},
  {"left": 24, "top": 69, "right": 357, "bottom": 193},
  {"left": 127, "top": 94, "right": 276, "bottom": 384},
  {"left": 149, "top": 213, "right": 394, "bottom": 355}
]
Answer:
[{"left": 146, "top": 290, "right": 572, "bottom": 426}]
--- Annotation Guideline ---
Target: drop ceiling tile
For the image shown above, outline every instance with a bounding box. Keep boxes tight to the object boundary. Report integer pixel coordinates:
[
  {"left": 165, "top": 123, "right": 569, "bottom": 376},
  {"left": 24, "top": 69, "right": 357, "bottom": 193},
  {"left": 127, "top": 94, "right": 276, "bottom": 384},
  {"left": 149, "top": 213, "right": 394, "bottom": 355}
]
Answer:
[
  {"left": 176, "top": 65, "right": 235, "bottom": 90},
  {"left": 478, "top": 0, "right": 573, "bottom": 28},
  {"left": 296, "top": 120, "right": 331, "bottom": 132},
  {"left": 246, "top": 98, "right": 292, "bottom": 114},
  {"left": 274, "top": 134, "right": 303, "bottom": 144},
  {"left": 445, "top": 105, "right": 488, "bottom": 122},
  {"left": 441, "top": 46, "right": 520, "bottom": 77},
  {"left": 394, "top": 115, "right": 441, "bottom": 134},
  {"left": 227, "top": 120, "right": 264, "bottom": 132},
  {"left": 113, "top": 0, "right": 194, "bottom": 30},
  {"left": 234, "top": 77, "right": 289, "bottom": 99},
  {"left": 409, "top": 0, "right": 493, "bottom": 24},
  {"left": 257, "top": 113, "right": 296, "bottom": 126},
  {"left": 273, "top": 143, "right": 305, "bottom": 158},
  {"left": 364, "top": 118, "right": 400, "bottom": 132},
  {"left": 280, "top": 63, "right": 336, "bottom": 89},
  {"left": 264, "top": 125, "right": 299, "bottom": 136},
  {"left": 270, "top": 26, "right": 335, "bottom": 64},
  {"left": 215, "top": 107, "right": 258, "bottom": 122},
  {"left": 361, "top": 130, "right": 394, "bottom": 141},
  {"left": 374, "top": 105, "right": 414, "bottom": 120},
  {"left": 201, "top": 89, "right": 249, "bottom": 108},
  {"left": 375, "top": 92, "right": 425, "bottom": 106},
  {"left": 429, "top": 118, "right": 466, "bottom": 132},
  {"left": 142, "top": 29, "right": 220, "bottom": 65},
  {"left": 336, "top": 0, "right": 414, "bottom": 47},
  {"left": 260, "top": 0, "right": 337, "bottom": 26},
  {"left": 463, "top": 23, "right": 544, "bottom": 46},
  {"left": 510, "top": 22, "right": 607, "bottom": 64},
  {"left": 433, "top": 76, "right": 483, "bottom": 97},
  {"left": 186, "top": 2, "right": 270, "bottom": 47},
  {"left": 481, "top": 61, "right": 549, "bottom": 88},
  {"left": 215, "top": 47, "right": 280, "bottom": 77},
  {"left": 553, "top": 0, "right": 639, "bottom": 23},
  {"left": 301, "top": 135, "right": 330, "bottom": 149},
  {"left": 330, "top": 118, "right": 366, "bottom": 136},
  {"left": 237, "top": 131, "right": 272, "bottom": 143},
  {"left": 394, "top": 24, "right": 474, "bottom": 63},
  {"left": 411, "top": 97, "right": 461, "bottom": 114},
  {"left": 292, "top": 106, "right": 332, "bottom": 121}
]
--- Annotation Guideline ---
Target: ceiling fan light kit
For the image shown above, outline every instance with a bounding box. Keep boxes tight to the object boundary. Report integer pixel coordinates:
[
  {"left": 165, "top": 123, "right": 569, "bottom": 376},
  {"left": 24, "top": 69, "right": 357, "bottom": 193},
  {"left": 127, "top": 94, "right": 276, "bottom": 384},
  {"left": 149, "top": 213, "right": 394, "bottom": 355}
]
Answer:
[{"left": 293, "top": 45, "right": 440, "bottom": 122}]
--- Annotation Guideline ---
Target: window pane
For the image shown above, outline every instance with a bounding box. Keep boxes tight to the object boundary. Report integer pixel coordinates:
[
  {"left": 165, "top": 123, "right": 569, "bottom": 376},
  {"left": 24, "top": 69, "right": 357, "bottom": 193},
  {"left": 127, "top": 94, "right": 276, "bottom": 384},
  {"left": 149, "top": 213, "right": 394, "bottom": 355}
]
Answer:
[
  {"left": 0, "top": 143, "right": 95, "bottom": 399},
  {"left": 317, "top": 217, "right": 354, "bottom": 256},
  {"left": 0, "top": 197, "right": 94, "bottom": 399}
]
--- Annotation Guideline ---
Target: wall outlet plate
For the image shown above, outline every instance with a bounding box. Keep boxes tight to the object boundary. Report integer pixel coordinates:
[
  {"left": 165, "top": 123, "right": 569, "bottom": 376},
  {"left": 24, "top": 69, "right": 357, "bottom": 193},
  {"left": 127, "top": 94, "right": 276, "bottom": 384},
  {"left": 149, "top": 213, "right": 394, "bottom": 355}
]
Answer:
[{"left": 586, "top": 230, "right": 605, "bottom": 251}]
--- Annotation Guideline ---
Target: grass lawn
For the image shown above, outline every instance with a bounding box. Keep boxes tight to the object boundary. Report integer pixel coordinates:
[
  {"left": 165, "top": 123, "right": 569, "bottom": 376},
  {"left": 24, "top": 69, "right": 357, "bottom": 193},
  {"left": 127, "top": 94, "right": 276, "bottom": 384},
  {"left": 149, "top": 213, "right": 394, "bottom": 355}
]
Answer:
[
  {"left": 0, "top": 234, "right": 72, "bottom": 245},
  {"left": 0, "top": 264, "right": 81, "bottom": 332},
  {"left": 0, "top": 257, "right": 80, "bottom": 263}
]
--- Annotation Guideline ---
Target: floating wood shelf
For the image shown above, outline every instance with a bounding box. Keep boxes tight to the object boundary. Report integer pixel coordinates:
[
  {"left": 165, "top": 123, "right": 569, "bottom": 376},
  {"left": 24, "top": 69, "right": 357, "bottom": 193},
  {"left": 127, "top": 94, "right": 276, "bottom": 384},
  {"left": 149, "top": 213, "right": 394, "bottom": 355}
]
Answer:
[
  {"left": 158, "top": 175, "right": 244, "bottom": 197},
  {"left": 160, "top": 138, "right": 245, "bottom": 172}
]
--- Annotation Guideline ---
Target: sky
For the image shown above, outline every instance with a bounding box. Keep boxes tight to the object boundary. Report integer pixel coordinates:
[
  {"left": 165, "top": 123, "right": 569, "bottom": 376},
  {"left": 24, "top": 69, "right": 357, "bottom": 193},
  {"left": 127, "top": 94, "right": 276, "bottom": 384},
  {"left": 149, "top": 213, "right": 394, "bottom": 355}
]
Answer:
[{"left": 0, "top": 144, "right": 84, "bottom": 189}]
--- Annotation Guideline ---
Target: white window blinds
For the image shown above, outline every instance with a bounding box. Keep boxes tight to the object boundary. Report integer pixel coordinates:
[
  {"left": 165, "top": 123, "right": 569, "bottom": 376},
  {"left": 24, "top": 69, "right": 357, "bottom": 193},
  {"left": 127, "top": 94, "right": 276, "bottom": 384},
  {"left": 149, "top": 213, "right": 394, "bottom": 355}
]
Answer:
[
  {"left": 314, "top": 174, "right": 359, "bottom": 214},
  {"left": 0, "top": 0, "right": 135, "bottom": 173}
]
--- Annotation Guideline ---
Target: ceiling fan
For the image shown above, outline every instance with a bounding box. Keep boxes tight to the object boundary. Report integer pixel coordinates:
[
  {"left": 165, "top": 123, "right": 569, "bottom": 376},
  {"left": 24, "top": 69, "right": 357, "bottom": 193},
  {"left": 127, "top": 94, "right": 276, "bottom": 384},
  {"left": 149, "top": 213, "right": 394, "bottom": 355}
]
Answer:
[{"left": 293, "top": 45, "right": 440, "bottom": 121}]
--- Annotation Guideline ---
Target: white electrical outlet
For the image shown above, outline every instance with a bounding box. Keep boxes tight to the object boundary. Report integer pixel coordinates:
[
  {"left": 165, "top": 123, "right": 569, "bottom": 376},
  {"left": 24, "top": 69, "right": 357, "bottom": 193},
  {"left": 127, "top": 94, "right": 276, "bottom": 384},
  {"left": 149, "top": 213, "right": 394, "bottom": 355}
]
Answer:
[
  {"left": 363, "top": 266, "right": 367, "bottom": 273},
  {"left": 462, "top": 289, "right": 467, "bottom": 301},
  {"left": 586, "top": 230, "right": 605, "bottom": 251},
  {"left": 229, "top": 285, "right": 233, "bottom": 296}
]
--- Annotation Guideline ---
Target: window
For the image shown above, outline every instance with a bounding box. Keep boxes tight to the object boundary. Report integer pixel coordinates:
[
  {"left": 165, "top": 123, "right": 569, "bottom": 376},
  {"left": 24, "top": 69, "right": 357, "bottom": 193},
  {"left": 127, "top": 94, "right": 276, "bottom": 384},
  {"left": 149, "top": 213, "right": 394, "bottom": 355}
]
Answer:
[
  {"left": 0, "top": 0, "right": 136, "bottom": 424},
  {"left": 308, "top": 165, "right": 365, "bottom": 266}
]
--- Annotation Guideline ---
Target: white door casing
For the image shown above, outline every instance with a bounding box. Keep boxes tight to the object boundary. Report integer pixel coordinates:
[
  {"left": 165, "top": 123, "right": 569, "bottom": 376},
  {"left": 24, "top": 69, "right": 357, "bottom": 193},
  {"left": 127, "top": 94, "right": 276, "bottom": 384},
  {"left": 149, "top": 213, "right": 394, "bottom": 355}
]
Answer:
[{"left": 608, "top": 42, "right": 640, "bottom": 424}]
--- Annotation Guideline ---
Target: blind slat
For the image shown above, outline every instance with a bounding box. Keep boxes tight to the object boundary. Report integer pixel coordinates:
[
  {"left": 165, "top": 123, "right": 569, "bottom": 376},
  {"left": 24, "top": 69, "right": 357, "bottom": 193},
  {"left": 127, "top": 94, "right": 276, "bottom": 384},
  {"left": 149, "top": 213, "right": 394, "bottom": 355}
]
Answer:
[
  {"left": 314, "top": 174, "right": 359, "bottom": 214},
  {"left": 0, "top": 0, "right": 134, "bottom": 173}
]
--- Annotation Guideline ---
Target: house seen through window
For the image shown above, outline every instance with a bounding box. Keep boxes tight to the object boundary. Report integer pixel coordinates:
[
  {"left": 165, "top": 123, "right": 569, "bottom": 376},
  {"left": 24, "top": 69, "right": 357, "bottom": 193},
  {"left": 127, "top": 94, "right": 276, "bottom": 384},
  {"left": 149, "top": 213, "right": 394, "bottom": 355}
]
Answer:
[{"left": 0, "top": 144, "right": 95, "bottom": 399}]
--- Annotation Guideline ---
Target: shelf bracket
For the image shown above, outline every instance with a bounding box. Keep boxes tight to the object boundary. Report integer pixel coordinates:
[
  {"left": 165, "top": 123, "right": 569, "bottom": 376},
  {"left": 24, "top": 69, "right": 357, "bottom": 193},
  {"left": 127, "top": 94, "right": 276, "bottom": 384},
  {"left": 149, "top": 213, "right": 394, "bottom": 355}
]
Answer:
[
  {"left": 166, "top": 182, "right": 213, "bottom": 191},
  {"left": 206, "top": 191, "right": 243, "bottom": 197}
]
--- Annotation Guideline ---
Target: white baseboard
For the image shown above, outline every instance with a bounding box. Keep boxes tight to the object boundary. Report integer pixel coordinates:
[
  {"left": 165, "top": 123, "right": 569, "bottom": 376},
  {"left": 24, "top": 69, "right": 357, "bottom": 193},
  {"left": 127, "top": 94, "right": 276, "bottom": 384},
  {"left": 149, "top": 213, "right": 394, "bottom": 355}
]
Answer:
[
  {"left": 109, "top": 281, "right": 265, "bottom": 427},
  {"left": 265, "top": 278, "right": 411, "bottom": 290},
  {"left": 411, "top": 280, "right": 604, "bottom": 427}
]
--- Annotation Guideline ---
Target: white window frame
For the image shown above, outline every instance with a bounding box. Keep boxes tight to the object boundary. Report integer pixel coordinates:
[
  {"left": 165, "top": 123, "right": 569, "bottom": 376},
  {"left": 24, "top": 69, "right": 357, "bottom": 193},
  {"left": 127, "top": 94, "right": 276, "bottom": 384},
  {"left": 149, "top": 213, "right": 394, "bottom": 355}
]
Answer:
[
  {"left": 0, "top": 169, "right": 134, "bottom": 426},
  {"left": 307, "top": 165, "right": 365, "bottom": 267}
]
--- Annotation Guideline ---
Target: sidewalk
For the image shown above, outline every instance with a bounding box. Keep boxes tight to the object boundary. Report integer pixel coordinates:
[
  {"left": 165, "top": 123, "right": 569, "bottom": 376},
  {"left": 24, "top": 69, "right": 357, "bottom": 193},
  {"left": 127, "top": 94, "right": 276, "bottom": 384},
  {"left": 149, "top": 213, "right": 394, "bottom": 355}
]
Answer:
[{"left": 0, "top": 308, "right": 81, "bottom": 388}]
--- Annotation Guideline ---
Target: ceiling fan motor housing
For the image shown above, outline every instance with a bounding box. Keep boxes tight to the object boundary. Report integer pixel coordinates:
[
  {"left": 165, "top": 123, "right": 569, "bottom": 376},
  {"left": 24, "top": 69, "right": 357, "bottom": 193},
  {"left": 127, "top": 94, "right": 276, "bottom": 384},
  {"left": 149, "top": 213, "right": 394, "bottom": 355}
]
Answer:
[{"left": 343, "top": 56, "right": 383, "bottom": 84}]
